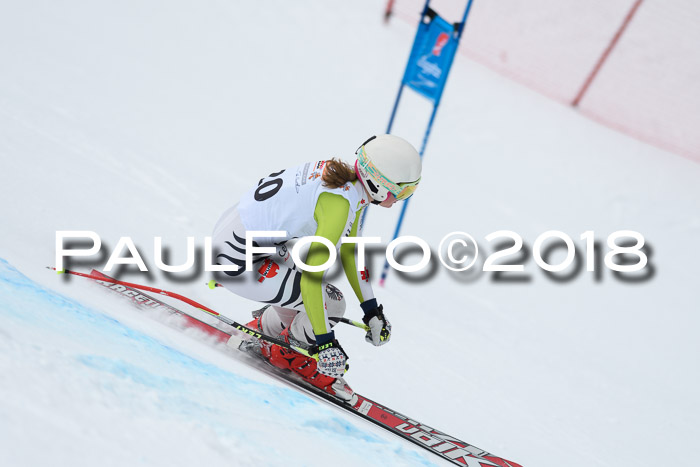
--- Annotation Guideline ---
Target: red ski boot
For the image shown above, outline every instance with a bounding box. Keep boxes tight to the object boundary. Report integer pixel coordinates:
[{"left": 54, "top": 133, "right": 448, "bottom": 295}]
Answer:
[{"left": 267, "top": 328, "right": 357, "bottom": 404}]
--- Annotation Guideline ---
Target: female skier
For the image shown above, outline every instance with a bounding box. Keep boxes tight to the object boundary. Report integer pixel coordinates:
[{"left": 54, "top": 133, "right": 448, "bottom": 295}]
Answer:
[{"left": 211, "top": 134, "right": 422, "bottom": 402}]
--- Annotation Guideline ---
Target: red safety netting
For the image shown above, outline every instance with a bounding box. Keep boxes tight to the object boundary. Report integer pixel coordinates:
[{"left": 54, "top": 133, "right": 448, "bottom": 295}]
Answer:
[{"left": 387, "top": 0, "right": 700, "bottom": 162}]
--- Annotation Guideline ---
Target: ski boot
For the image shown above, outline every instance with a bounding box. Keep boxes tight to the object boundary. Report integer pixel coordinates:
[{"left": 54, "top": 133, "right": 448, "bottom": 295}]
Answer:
[{"left": 267, "top": 328, "right": 357, "bottom": 404}]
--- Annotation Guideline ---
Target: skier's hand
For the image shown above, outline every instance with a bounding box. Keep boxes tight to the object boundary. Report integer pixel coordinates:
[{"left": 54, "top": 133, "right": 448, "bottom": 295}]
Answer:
[
  {"left": 362, "top": 304, "right": 391, "bottom": 346},
  {"left": 313, "top": 339, "right": 348, "bottom": 377}
]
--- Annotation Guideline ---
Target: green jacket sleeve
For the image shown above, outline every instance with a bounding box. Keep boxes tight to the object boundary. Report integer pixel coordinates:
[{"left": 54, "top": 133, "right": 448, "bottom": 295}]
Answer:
[
  {"left": 301, "top": 192, "right": 350, "bottom": 336},
  {"left": 340, "top": 211, "right": 367, "bottom": 303}
]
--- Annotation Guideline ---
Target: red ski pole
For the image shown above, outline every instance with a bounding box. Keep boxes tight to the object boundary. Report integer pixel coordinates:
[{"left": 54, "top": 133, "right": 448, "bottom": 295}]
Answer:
[
  {"left": 48, "top": 267, "right": 314, "bottom": 356},
  {"left": 50, "top": 267, "right": 222, "bottom": 316}
]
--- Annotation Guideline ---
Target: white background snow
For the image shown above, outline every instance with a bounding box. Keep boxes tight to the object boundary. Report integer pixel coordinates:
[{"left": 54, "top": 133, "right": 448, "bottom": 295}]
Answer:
[{"left": 1, "top": 1, "right": 699, "bottom": 466}]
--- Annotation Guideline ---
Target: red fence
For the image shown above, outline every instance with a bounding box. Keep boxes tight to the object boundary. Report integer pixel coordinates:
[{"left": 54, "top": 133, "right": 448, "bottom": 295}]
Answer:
[{"left": 387, "top": 0, "right": 700, "bottom": 162}]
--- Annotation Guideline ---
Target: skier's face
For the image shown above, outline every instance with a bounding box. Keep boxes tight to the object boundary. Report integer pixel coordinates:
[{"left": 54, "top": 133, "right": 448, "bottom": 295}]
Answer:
[{"left": 378, "top": 192, "right": 398, "bottom": 208}]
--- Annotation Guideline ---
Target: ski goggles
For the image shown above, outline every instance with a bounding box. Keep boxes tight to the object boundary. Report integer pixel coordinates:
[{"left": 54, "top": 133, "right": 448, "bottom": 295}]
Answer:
[{"left": 357, "top": 146, "right": 421, "bottom": 200}]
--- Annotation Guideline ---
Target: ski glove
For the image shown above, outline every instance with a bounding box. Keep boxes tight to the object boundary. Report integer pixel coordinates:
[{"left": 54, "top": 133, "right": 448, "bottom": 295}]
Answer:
[
  {"left": 362, "top": 304, "right": 391, "bottom": 346},
  {"left": 312, "top": 339, "right": 348, "bottom": 378}
]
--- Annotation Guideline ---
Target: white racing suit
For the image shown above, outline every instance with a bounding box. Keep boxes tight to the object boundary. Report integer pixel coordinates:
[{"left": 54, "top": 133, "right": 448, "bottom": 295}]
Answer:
[{"left": 211, "top": 160, "right": 375, "bottom": 344}]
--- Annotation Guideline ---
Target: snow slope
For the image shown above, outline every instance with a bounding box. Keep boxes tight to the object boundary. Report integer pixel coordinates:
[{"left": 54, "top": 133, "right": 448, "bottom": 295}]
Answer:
[
  {"left": 0, "top": 259, "right": 431, "bottom": 466},
  {"left": 1, "top": 1, "right": 699, "bottom": 466}
]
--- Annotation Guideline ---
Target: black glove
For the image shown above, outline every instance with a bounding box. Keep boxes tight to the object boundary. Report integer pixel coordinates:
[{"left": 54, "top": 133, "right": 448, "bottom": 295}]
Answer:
[{"left": 362, "top": 304, "right": 391, "bottom": 346}]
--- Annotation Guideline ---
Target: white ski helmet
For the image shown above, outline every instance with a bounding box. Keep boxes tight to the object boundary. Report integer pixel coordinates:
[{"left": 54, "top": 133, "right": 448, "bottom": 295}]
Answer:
[{"left": 355, "top": 134, "right": 422, "bottom": 203}]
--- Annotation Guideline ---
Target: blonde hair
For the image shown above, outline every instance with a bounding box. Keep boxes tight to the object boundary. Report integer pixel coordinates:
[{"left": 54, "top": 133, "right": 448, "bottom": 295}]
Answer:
[{"left": 322, "top": 158, "right": 357, "bottom": 188}]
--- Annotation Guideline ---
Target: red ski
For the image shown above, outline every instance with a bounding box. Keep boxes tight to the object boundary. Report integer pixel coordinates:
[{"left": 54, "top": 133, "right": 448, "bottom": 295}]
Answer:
[{"left": 65, "top": 269, "right": 523, "bottom": 467}]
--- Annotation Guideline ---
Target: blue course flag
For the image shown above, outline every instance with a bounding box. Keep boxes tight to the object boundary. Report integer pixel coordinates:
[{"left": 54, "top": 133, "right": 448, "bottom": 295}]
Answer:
[
  {"left": 368, "top": 1, "right": 475, "bottom": 286},
  {"left": 401, "top": 14, "right": 458, "bottom": 104}
]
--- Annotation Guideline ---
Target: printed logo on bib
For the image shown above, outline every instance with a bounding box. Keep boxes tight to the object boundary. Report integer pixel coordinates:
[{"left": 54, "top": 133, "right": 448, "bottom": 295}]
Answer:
[
  {"left": 257, "top": 259, "right": 280, "bottom": 283},
  {"left": 295, "top": 163, "right": 311, "bottom": 192},
  {"left": 277, "top": 245, "right": 290, "bottom": 263}
]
